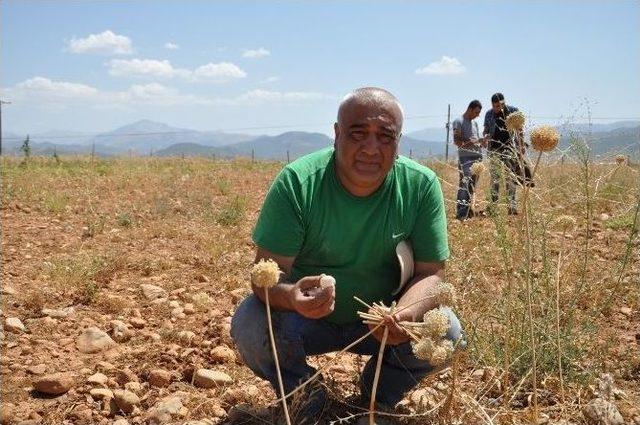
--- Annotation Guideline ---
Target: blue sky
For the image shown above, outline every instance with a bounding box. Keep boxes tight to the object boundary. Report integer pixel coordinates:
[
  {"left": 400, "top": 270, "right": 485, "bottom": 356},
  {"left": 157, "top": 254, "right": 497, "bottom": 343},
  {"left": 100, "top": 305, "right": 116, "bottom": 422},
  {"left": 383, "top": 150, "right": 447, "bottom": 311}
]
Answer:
[{"left": 2, "top": 0, "right": 639, "bottom": 136}]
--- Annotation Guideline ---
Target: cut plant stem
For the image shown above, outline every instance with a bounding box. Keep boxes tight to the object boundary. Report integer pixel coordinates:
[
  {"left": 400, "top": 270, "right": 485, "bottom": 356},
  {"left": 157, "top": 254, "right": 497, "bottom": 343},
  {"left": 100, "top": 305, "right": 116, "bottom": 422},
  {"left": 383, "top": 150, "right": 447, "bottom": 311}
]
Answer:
[
  {"left": 264, "top": 290, "right": 291, "bottom": 425},
  {"left": 370, "top": 302, "right": 395, "bottom": 425}
]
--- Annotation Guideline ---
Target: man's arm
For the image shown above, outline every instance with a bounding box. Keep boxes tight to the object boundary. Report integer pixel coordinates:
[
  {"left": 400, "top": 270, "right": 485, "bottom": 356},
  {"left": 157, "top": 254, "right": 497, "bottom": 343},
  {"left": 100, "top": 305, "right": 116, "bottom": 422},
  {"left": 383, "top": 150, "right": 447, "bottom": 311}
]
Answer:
[
  {"left": 369, "top": 261, "right": 445, "bottom": 345},
  {"left": 483, "top": 110, "right": 491, "bottom": 138},
  {"left": 453, "top": 122, "right": 478, "bottom": 149},
  {"left": 252, "top": 246, "right": 335, "bottom": 319}
]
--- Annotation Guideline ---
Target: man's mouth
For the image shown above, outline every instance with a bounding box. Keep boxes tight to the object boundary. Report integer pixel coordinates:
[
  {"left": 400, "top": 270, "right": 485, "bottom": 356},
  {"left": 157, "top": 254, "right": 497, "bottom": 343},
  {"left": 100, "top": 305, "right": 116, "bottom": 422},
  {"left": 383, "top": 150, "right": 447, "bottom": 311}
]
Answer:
[{"left": 354, "top": 160, "right": 381, "bottom": 174}]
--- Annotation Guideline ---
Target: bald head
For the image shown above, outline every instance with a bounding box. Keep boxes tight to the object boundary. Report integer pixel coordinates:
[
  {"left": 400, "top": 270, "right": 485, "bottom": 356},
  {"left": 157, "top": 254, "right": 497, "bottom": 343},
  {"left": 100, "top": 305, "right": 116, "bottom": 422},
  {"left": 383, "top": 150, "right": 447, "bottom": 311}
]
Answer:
[{"left": 337, "top": 87, "right": 404, "bottom": 133}]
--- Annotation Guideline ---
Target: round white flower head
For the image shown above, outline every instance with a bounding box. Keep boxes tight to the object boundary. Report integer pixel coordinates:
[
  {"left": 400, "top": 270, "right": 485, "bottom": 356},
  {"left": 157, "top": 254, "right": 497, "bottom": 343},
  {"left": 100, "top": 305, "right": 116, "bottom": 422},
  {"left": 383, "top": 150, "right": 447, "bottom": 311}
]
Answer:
[
  {"left": 433, "top": 282, "right": 456, "bottom": 307},
  {"left": 422, "top": 308, "right": 450, "bottom": 339},
  {"left": 470, "top": 161, "right": 486, "bottom": 177},
  {"left": 506, "top": 111, "right": 526, "bottom": 131},
  {"left": 555, "top": 215, "right": 577, "bottom": 232},
  {"left": 250, "top": 259, "right": 281, "bottom": 288},
  {"left": 615, "top": 154, "right": 626, "bottom": 166},
  {"left": 412, "top": 337, "right": 436, "bottom": 361},
  {"left": 530, "top": 125, "right": 560, "bottom": 152},
  {"left": 430, "top": 339, "right": 454, "bottom": 366}
]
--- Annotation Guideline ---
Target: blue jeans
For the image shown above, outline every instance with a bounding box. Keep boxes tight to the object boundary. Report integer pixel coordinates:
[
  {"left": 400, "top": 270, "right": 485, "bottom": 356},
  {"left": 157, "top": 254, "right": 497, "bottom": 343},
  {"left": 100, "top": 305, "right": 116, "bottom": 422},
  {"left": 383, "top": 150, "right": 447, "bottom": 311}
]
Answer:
[
  {"left": 456, "top": 155, "right": 482, "bottom": 219},
  {"left": 231, "top": 295, "right": 463, "bottom": 411}
]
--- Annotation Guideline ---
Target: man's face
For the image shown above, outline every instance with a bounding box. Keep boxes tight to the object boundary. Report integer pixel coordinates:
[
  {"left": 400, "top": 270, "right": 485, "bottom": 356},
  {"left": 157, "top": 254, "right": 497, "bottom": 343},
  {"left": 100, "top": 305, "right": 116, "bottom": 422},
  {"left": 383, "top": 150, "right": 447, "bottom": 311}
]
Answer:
[
  {"left": 470, "top": 106, "right": 482, "bottom": 119},
  {"left": 492, "top": 101, "right": 504, "bottom": 114},
  {"left": 334, "top": 100, "right": 402, "bottom": 196}
]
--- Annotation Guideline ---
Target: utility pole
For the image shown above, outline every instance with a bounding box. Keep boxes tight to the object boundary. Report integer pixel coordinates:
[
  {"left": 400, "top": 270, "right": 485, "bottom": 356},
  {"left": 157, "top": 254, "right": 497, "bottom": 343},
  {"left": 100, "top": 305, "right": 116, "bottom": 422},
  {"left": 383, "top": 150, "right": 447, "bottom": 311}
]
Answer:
[
  {"left": 286, "top": 150, "right": 290, "bottom": 164},
  {"left": 0, "top": 100, "right": 12, "bottom": 156},
  {"left": 445, "top": 104, "right": 451, "bottom": 163}
]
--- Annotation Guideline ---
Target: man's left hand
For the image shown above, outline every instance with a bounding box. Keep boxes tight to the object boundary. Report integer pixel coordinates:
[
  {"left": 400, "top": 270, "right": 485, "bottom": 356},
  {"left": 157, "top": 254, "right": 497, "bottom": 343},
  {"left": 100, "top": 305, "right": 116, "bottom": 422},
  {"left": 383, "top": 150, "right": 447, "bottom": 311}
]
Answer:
[{"left": 368, "top": 309, "right": 410, "bottom": 346}]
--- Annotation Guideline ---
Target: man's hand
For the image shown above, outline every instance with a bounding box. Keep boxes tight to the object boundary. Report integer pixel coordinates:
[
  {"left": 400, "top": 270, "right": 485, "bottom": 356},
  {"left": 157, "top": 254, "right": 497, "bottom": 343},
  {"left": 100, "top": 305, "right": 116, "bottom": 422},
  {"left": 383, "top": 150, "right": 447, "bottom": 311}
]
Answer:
[
  {"left": 368, "top": 309, "right": 410, "bottom": 346},
  {"left": 289, "top": 275, "right": 335, "bottom": 319}
]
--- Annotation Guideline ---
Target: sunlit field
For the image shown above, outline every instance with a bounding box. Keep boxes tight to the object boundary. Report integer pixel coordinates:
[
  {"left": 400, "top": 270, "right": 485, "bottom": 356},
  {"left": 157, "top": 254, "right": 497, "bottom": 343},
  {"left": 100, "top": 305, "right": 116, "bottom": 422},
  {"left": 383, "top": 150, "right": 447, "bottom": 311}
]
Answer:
[{"left": 1, "top": 146, "right": 638, "bottom": 424}]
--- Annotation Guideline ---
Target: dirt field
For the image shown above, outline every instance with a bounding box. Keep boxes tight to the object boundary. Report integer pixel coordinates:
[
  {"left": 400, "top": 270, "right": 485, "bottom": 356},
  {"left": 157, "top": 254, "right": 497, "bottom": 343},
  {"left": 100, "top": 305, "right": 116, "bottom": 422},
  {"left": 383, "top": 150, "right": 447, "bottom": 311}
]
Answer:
[{"left": 1, "top": 153, "right": 638, "bottom": 425}]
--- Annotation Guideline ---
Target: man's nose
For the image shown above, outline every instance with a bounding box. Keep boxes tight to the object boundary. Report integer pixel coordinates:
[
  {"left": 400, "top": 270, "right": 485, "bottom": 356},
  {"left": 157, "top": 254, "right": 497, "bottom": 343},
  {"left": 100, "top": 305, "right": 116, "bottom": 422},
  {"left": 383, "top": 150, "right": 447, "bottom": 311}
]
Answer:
[{"left": 360, "top": 133, "right": 380, "bottom": 155}]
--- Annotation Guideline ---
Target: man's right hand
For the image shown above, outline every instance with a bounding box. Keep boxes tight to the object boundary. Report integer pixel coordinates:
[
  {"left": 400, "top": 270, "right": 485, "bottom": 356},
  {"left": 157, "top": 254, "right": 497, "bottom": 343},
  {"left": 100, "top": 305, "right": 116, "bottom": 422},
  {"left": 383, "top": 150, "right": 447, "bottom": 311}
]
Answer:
[{"left": 289, "top": 275, "right": 336, "bottom": 319}]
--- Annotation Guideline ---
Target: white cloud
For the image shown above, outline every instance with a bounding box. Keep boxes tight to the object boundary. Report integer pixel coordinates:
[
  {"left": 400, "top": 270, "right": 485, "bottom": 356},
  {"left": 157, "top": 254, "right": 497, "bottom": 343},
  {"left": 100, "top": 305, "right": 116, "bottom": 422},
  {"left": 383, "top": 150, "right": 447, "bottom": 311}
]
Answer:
[
  {"left": 242, "top": 48, "right": 271, "bottom": 59},
  {"left": 235, "top": 89, "right": 330, "bottom": 105},
  {"left": 164, "top": 42, "right": 179, "bottom": 50},
  {"left": 107, "top": 59, "right": 246, "bottom": 82},
  {"left": 109, "top": 59, "right": 179, "bottom": 78},
  {"left": 193, "top": 62, "right": 247, "bottom": 82},
  {"left": 66, "top": 30, "right": 132, "bottom": 55},
  {"left": 7, "top": 77, "right": 210, "bottom": 109},
  {"left": 415, "top": 56, "right": 466, "bottom": 75},
  {"left": 15, "top": 77, "right": 99, "bottom": 97},
  {"left": 261, "top": 76, "right": 280, "bottom": 84}
]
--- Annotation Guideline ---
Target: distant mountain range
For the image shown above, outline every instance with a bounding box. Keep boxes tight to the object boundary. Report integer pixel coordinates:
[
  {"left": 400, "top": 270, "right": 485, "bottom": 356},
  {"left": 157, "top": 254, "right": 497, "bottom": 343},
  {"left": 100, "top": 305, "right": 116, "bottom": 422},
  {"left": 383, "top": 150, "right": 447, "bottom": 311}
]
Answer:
[{"left": 3, "top": 119, "right": 638, "bottom": 160}]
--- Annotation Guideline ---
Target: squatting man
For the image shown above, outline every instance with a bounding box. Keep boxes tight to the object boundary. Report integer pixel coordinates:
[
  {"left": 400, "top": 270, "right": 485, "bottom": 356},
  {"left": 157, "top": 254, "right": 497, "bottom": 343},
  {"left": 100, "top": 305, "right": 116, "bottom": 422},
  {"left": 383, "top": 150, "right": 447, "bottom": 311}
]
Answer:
[{"left": 231, "top": 87, "right": 463, "bottom": 423}]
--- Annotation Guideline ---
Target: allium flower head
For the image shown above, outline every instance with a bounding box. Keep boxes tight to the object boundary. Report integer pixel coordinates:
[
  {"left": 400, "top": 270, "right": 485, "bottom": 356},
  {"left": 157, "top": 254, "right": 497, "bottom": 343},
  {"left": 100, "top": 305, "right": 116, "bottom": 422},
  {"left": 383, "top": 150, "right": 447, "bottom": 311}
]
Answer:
[
  {"left": 506, "top": 111, "right": 526, "bottom": 131},
  {"left": 412, "top": 337, "right": 436, "bottom": 361},
  {"left": 250, "top": 259, "right": 281, "bottom": 288},
  {"left": 555, "top": 215, "right": 577, "bottom": 232},
  {"left": 433, "top": 282, "right": 456, "bottom": 306},
  {"left": 615, "top": 155, "right": 626, "bottom": 166},
  {"left": 470, "top": 161, "right": 486, "bottom": 177},
  {"left": 422, "top": 308, "right": 450, "bottom": 339},
  {"left": 530, "top": 126, "right": 560, "bottom": 152},
  {"left": 430, "top": 339, "right": 454, "bottom": 366}
]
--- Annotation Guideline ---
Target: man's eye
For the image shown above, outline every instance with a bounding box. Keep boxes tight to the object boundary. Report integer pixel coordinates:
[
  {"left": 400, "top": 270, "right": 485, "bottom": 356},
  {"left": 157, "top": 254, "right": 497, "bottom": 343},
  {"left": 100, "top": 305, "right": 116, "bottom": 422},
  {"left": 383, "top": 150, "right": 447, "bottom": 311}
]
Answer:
[
  {"left": 379, "top": 134, "right": 396, "bottom": 144},
  {"left": 350, "top": 131, "right": 366, "bottom": 141}
]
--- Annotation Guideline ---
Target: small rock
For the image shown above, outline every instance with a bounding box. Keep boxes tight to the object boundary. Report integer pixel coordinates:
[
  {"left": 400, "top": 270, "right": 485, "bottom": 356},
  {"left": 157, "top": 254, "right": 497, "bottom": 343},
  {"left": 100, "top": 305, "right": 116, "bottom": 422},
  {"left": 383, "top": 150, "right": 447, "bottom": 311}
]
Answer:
[
  {"left": 76, "top": 327, "right": 116, "bottom": 353},
  {"left": 168, "top": 300, "right": 180, "bottom": 309},
  {"left": 5, "top": 317, "right": 25, "bottom": 333},
  {"left": 209, "top": 346, "right": 236, "bottom": 364},
  {"left": 110, "top": 320, "right": 133, "bottom": 343},
  {"left": 583, "top": 398, "right": 624, "bottom": 425},
  {"left": 113, "top": 390, "right": 140, "bottom": 415},
  {"left": 69, "top": 406, "right": 92, "bottom": 423},
  {"left": 124, "top": 381, "right": 143, "bottom": 395},
  {"left": 148, "top": 369, "right": 172, "bottom": 388},
  {"left": 26, "top": 364, "right": 46, "bottom": 375},
  {"left": 1, "top": 402, "right": 15, "bottom": 425},
  {"left": 115, "top": 368, "right": 138, "bottom": 385},
  {"left": 112, "top": 419, "right": 130, "bottom": 425},
  {"left": 129, "top": 317, "right": 146, "bottom": 329},
  {"left": 177, "top": 330, "right": 195, "bottom": 343},
  {"left": 171, "top": 308, "right": 185, "bottom": 319},
  {"left": 89, "top": 388, "right": 114, "bottom": 400},
  {"left": 140, "top": 284, "right": 167, "bottom": 301},
  {"left": 41, "top": 307, "right": 74, "bottom": 319},
  {"left": 147, "top": 397, "right": 188, "bottom": 424},
  {"left": 183, "top": 303, "right": 195, "bottom": 315},
  {"left": 230, "top": 288, "right": 245, "bottom": 304},
  {"left": 87, "top": 372, "right": 109, "bottom": 386},
  {"left": 193, "top": 369, "right": 232, "bottom": 388},
  {"left": 619, "top": 306, "right": 632, "bottom": 317},
  {"left": 33, "top": 373, "right": 74, "bottom": 396}
]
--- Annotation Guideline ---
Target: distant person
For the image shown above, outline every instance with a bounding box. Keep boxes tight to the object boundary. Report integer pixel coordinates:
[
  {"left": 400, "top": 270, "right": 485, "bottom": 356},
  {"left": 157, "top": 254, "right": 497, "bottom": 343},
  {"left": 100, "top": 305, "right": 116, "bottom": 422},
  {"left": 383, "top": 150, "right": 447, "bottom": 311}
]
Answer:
[
  {"left": 453, "top": 100, "right": 485, "bottom": 220},
  {"left": 483, "top": 92, "right": 523, "bottom": 215},
  {"left": 231, "top": 87, "right": 463, "bottom": 424}
]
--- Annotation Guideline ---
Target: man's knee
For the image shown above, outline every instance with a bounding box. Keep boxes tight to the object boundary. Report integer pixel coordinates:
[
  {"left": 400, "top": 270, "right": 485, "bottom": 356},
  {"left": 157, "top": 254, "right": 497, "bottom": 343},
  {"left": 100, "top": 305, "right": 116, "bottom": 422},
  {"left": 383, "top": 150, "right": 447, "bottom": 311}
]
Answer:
[
  {"left": 440, "top": 306, "right": 465, "bottom": 349},
  {"left": 231, "top": 295, "right": 270, "bottom": 366}
]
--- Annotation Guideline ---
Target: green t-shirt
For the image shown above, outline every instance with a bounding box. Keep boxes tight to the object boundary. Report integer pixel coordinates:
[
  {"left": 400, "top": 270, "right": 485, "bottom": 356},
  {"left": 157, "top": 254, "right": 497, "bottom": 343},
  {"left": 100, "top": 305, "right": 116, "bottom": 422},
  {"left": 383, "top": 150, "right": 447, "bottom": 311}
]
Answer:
[{"left": 252, "top": 147, "right": 449, "bottom": 324}]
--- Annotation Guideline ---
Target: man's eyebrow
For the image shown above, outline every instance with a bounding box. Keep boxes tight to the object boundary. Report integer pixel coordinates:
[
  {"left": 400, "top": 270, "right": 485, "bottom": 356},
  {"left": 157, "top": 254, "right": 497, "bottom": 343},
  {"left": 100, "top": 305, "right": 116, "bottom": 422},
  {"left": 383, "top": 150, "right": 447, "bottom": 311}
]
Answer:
[{"left": 348, "top": 124, "right": 368, "bottom": 130}]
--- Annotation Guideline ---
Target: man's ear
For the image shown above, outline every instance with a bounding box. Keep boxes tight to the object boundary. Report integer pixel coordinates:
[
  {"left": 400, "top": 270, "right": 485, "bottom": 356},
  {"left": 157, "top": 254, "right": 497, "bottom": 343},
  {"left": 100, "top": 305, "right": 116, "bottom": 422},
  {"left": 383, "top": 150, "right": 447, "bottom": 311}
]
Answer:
[{"left": 333, "top": 122, "right": 339, "bottom": 147}]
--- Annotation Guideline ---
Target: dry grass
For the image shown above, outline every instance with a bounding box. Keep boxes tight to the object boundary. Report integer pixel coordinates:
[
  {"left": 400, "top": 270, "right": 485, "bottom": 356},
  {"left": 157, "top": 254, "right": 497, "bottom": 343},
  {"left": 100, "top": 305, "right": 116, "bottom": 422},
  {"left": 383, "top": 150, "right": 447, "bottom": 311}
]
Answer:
[{"left": 1, "top": 148, "right": 638, "bottom": 424}]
